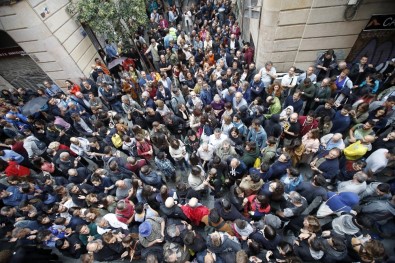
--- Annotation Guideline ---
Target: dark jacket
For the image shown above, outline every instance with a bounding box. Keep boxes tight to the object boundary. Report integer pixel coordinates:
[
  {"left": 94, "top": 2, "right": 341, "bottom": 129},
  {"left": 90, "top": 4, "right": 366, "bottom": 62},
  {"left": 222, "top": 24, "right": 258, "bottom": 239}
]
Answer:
[
  {"left": 266, "top": 160, "right": 291, "bottom": 181},
  {"left": 228, "top": 184, "right": 244, "bottom": 211},
  {"left": 159, "top": 204, "right": 189, "bottom": 221},
  {"left": 214, "top": 200, "right": 248, "bottom": 222},
  {"left": 156, "top": 88, "right": 172, "bottom": 102},
  {"left": 58, "top": 233, "right": 86, "bottom": 259},
  {"left": 283, "top": 96, "right": 304, "bottom": 114}
]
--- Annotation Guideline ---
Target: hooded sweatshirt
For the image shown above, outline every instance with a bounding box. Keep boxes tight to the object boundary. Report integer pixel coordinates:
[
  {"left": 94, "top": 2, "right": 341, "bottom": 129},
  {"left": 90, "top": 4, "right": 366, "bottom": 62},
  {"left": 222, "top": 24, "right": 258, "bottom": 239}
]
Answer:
[
  {"left": 326, "top": 192, "right": 359, "bottom": 214},
  {"left": 361, "top": 199, "right": 395, "bottom": 224},
  {"left": 332, "top": 214, "right": 361, "bottom": 236}
]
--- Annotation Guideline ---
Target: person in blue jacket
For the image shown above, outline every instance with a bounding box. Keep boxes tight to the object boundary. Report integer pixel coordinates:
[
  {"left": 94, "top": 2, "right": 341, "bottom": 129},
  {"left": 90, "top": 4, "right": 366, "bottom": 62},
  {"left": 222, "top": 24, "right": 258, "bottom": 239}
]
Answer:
[{"left": 330, "top": 104, "right": 352, "bottom": 134}]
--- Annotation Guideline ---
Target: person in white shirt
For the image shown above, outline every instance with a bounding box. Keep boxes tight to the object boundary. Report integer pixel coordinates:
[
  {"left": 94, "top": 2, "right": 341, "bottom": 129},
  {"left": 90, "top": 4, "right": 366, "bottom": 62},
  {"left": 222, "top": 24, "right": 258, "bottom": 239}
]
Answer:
[
  {"left": 337, "top": 171, "right": 368, "bottom": 195},
  {"left": 259, "top": 61, "right": 277, "bottom": 87},
  {"left": 208, "top": 128, "right": 229, "bottom": 150},
  {"left": 297, "top": 66, "right": 317, "bottom": 84},
  {"left": 96, "top": 213, "right": 128, "bottom": 234},
  {"left": 281, "top": 66, "right": 298, "bottom": 96}
]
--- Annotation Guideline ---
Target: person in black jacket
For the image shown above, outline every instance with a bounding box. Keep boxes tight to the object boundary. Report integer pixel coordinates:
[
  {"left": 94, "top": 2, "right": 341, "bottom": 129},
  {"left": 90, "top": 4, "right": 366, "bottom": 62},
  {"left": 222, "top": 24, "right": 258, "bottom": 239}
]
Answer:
[
  {"left": 70, "top": 113, "right": 97, "bottom": 137},
  {"left": 214, "top": 198, "right": 248, "bottom": 222},
  {"left": 293, "top": 235, "right": 325, "bottom": 262},
  {"left": 164, "top": 115, "right": 186, "bottom": 138},
  {"left": 263, "top": 114, "right": 282, "bottom": 138},
  {"left": 55, "top": 233, "right": 86, "bottom": 259},
  {"left": 87, "top": 238, "right": 124, "bottom": 262},
  {"left": 159, "top": 197, "right": 189, "bottom": 221}
]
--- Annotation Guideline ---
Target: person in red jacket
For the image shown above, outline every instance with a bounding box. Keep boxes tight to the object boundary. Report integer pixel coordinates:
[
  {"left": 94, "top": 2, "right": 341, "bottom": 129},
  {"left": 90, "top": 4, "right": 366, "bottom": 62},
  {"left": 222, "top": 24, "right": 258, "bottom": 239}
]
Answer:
[
  {"left": 5, "top": 161, "right": 30, "bottom": 177},
  {"left": 244, "top": 194, "right": 271, "bottom": 220},
  {"left": 115, "top": 199, "right": 135, "bottom": 225},
  {"left": 180, "top": 197, "right": 210, "bottom": 226},
  {"left": 243, "top": 42, "right": 255, "bottom": 65},
  {"left": 298, "top": 111, "right": 319, "bottom": 137}
]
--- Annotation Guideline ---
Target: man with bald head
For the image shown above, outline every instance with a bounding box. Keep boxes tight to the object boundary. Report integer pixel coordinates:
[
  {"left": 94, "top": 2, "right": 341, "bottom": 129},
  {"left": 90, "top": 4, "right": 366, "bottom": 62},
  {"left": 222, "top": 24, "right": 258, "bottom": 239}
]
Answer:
[
  {"left": 320, "top": 133, "right": 346, "bottom": 151},
  {"left": 249, "top": 73, "right": 266, "bottom": 100},
  {"left": 226, "top": 158, "right": 247, "bottom": 185},
  {"left": 233, "top": 91, "right": 248, "bottom": 111},
  {"left": 282, "top": 113, "right": 301, "bottom": 147}
]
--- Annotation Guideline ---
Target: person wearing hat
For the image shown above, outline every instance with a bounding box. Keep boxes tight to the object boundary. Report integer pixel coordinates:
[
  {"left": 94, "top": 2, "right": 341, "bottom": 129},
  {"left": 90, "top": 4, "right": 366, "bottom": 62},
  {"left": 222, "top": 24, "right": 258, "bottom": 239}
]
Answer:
[{"left": 138, "top": 216, "right": 165, "bottom": 248}]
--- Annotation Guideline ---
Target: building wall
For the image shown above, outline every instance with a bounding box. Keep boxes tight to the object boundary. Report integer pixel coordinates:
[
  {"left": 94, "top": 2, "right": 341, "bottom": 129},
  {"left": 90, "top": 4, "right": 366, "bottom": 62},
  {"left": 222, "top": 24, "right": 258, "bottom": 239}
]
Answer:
[
  {"left": 0, "top": 0, "right": 100, "bottom": 87},
  {"left": 254, "top": 0, "right": 395, "bottom": 72}
]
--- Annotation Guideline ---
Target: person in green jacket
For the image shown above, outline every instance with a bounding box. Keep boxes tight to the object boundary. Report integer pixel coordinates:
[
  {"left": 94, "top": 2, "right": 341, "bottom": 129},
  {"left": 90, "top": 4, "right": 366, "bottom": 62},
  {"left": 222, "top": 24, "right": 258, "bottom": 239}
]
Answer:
[
  {"left": 264, "top": 96, "right": 281, "bottom": 119},
  {"left": 299, "top": 78, "right": 317, "bottom": 115},
  {"left": 241, "top": 141, "right": 261, "bottom": 167}
]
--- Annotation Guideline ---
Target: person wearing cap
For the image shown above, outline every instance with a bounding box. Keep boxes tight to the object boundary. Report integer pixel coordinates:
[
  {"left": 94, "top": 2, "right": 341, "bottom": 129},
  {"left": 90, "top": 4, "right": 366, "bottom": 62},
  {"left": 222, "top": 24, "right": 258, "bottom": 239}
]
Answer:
[{"left": 138, "top": 216, "right": 165, "bottom": 248}]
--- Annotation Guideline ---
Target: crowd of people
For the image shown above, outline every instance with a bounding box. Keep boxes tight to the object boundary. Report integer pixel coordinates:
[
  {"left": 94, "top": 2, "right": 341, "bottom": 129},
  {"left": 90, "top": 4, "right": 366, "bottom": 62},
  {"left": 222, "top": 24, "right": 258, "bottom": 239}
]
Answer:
[{"left": 0, "top": 0, "right": 395, "bottom": 262}]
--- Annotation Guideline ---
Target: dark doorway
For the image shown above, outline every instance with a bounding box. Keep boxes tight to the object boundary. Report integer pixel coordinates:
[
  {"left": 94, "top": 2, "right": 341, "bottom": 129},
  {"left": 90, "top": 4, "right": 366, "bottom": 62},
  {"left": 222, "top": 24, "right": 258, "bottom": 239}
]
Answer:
[{"left": 0, "top": 30, "right": 49, "bottom": 90}]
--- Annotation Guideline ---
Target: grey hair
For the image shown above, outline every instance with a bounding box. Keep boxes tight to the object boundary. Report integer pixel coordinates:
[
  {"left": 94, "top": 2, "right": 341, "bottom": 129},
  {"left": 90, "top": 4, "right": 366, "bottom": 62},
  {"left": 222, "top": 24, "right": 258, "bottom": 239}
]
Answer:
[
  {"left": 289, "top": 191, "right": 303, "bottom": 203},
  {"left": 354, "top": 171, "right": 368, "bottom": 183}
]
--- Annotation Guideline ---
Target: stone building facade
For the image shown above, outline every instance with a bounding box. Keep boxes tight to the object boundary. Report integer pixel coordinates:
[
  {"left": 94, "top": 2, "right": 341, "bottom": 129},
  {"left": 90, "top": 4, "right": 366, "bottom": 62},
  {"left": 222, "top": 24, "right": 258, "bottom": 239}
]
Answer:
[
  {"left": 238, "top": 0, "right": 395, "bottom": 72},
  {"left": 0, "top": 0, "right": 100, "bottom": 89}
]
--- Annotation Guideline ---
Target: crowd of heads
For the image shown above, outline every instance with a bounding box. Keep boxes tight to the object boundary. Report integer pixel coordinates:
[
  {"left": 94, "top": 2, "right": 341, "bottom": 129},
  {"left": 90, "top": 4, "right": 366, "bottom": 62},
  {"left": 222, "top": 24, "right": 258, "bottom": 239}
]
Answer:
[{"left": 0, "top": 0, "right": 395, "bottom": 262}]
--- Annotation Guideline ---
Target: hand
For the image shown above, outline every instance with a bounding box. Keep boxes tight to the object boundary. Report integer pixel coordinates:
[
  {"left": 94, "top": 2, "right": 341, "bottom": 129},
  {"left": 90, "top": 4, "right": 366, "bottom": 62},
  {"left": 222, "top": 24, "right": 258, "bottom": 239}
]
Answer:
[
  {"left": 155, "top": 238, "right": 163, "bottom": 243},
  {"left": 314, "top": 98, "right": 320, "bottom": 102},
  {"left": 74, "top": 243, "right": 81, "bottom": 250},
  {"left": 266, "top": 251, "right": 273, "bottom": 261},
  {"left": 299, "top": 232, "right": 311, "bottom": 239},
  {"left": 322, "top": 230, "right": 331, "bottom": 237},
  {"left": 349, "top": 137, "right": 356, "bottom": 143},
  {"left": 88, "top": 235, "right": 94, "bottom": 242},
  {"left": 78, "top": 195, "right": 86, "bottom": 199},
  {"left": 121, "top": 251, "right": 129, "bottom": 258},
  {"left": 27, "top": 235, "right": 36, "bottom": 240}
]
